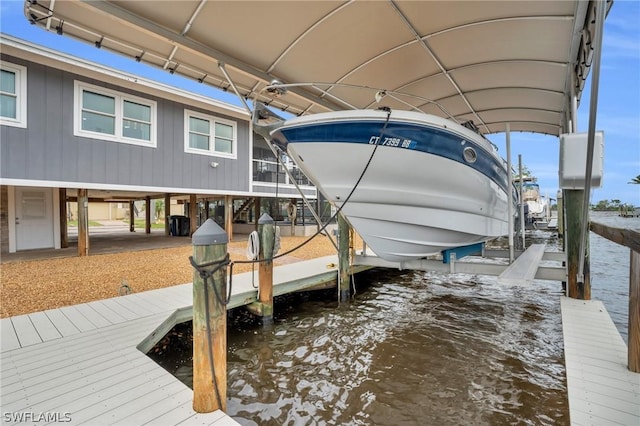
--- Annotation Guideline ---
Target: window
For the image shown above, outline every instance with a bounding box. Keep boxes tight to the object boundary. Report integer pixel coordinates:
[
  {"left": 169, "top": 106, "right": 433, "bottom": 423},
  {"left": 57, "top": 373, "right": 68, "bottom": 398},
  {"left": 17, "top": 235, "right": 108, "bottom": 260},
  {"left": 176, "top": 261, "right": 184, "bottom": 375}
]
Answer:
[
  {"left": 0, "top": 62, "right": 27, "bottom": 128},
  {"left": 184, "top": 109, "right": 237, "bottom": 158},
  {"left": 74, "top": 81, "right": 156, "bottom": 147}
]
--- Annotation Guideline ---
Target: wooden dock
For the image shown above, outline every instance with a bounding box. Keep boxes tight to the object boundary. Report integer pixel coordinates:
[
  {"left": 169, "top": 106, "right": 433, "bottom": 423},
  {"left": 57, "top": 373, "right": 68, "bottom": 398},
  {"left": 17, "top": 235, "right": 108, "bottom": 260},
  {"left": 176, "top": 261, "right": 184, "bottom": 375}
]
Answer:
[
  {"left": 1, "top": 255, "right": 347, "bottom": 425},
  {"left": 561, "top": 297, "right": 640, "bottom": 425}
]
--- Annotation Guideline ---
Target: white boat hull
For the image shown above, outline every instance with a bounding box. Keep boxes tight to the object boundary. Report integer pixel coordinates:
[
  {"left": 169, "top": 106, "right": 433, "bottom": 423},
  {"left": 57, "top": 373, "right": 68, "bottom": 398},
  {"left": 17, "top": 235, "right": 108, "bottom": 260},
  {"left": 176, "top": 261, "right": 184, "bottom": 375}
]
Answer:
[
  {"left": 269, "top": 109, "right": 513, "bottom": 262},
  {"left": 288, "top": 143, "right": 509, "bottom": 261}
]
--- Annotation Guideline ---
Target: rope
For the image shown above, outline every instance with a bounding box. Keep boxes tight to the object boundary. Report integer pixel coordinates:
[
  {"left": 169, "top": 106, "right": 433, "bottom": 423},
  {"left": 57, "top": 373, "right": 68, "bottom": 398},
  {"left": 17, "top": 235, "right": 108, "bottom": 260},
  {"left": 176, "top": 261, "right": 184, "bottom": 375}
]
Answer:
[
  {"left": 188, "top": 253, "right": 232, "bottom": 410},
  {"left": 233, "top": 107, "right": 393, "bottom": 267}
]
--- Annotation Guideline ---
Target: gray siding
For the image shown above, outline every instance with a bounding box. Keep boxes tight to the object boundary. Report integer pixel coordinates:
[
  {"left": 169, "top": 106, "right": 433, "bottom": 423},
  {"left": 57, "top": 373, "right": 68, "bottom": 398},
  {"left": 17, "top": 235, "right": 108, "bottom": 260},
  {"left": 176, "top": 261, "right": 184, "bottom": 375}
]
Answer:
[{"left": 0, "top": 54, "right": 250, "bottom": 192}]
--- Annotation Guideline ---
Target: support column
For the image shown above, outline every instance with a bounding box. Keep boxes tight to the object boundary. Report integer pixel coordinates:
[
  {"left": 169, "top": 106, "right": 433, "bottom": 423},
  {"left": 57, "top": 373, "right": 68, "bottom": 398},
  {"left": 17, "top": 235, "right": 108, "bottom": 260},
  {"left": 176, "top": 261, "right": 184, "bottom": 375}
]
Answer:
[
  {"left": 338, "top": 214, "right": 351, "bottom": 302},
  {"left": 254, "top": 197, "right": 261, "bottom": 232},
  {"left": 164, "top": 194, "right": 171, "bottom": 236},
  {"left": 190, "top": 194, "right": 197, "bottom": 236},
  {"left": 224, "top": 195, "right": 233, "bottom": 241},
  {"left": 145, "top": 196, "right": 151, "bottom": 234},
  {"left": 129, "top": 200, "right": 135, "bottom": 232},
  {"left": 629, "top": 250, "right": 639, "bottom": 372},
  {"left": 564, "top": 190, "right": 590, "bottom": 299},
  {"left": 191, "top": 219, "right": 228, "bottom": 413},
  {"left": 59, "top": 189, "right": 68, "bottom": 248},
  {"left": 77, "top": 189, "right": 89, "bottom": 257},
  {"left": 557, "top": 190, "right": 564, "bottom": 238},
  {"left": 248, "top": 213, "right": 275, "bottom": 322}
]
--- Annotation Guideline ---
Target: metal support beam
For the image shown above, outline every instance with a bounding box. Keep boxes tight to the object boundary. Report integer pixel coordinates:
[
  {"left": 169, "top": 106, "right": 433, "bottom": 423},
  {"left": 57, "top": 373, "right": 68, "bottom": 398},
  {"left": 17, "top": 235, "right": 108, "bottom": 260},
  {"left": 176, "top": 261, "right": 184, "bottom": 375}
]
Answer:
[
  {"left": 577, "top": 0, "right": 606, "bottom": 284},
  {"left": 506, "top": 123, "right": 514, "bottom": 263}
]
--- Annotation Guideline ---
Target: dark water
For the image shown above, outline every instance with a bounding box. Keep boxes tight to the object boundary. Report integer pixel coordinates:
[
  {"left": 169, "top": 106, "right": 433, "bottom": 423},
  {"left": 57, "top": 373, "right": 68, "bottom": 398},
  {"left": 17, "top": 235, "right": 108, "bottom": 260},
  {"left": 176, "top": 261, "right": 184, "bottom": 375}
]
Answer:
[
  {"left": 589, "top": 211, "right": 639, "bottom": 343},
  {"left": 149, "top": 213, "right": 636, "bottom": 425},
  {"left": 150, "top": 230, "right": 576, "bottom": 425}
]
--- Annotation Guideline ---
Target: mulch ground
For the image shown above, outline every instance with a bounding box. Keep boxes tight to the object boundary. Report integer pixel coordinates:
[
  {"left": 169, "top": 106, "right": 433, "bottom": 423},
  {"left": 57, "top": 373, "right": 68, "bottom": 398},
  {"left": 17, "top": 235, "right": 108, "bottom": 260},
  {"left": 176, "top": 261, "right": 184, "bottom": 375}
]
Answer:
[{"left": 0, "top": 234, "right": 343, "bottom": 318}]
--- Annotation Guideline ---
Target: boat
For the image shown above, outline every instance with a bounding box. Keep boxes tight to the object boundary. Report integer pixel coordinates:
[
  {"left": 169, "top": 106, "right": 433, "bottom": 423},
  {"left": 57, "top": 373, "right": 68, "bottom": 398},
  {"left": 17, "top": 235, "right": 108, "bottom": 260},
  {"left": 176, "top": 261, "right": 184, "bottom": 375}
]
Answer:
[
  {"left": 255, "top": 105, "right": 515, "bottom": 262},
  {"left": 515, "top": 176, "right": 550, "bottom": 228}
]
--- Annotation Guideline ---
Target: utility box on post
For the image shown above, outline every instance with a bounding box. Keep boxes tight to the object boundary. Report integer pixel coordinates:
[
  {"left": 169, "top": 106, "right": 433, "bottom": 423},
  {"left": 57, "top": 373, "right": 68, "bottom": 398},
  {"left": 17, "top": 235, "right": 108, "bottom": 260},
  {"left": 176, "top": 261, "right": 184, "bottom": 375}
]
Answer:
[{"left": 559, "top": 131, "right": 604, "bottom": 189}]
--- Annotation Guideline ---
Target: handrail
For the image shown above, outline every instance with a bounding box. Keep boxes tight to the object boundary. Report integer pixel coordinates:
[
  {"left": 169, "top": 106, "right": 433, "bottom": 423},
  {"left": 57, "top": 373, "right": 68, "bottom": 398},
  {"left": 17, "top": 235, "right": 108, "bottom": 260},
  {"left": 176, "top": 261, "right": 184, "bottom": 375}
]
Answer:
[
  {"left": 589, "top": 222, "right": 640, "bottom": 253},
  {"left": 589, "top": 220, "right": 640, "bottom": 373}
]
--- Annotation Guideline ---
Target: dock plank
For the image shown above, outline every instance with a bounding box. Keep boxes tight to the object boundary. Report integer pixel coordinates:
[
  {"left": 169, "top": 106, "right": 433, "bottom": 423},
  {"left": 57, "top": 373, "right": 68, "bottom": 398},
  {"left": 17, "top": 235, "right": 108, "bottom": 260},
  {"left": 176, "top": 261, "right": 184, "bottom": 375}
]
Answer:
[
  {"left": 95, "top": 297, "right": 139, "bottom": 321},
  {"left": 57, "top": 305, "right": 96, "bottom": 332},
  {"left": 144, "top": 400, "right": 197, "bottom": 425},
  {"left": 117, "top": 387, "right": 193, "bottom": 425},
  {"left": 43, "top": 309, "right": 80, "bottom": 337},
  {"left": 10, "top": 314, "right": 41, "bottom": 347},
  {"left": 81, "top": 379, "right": 187, "bottom": 424},
  {"left": 60, "top": 369, "right": 177, "bottom": 424},
  {"left": 561, "top": 297, "right": 640, "bottom": 426},
  {"left": 73, "top": 302, "right": 112, "bottom": 328},
  {"left": 0, "top": 318, "right": 20, "bottom": 352},
  {"left": 86, "top": 299, "right": 127, "bottom": 324},
  {"left": 27, "top": 311, "right": 61, "bottom": 342},
  {"left": 109, "top": 293, "right": 157, "bottom": 317},
  {"left": 498, "top": 243, "right": 546, "bottom": 285}
]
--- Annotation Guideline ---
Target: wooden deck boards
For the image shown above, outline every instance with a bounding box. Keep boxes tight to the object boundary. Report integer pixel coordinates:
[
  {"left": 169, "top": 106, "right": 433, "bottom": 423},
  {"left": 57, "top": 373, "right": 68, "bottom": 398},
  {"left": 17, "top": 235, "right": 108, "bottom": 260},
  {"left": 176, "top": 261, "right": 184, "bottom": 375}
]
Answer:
[
  {"left": 561, "top": 297, "right": 640, "bottom": 426},
  {"left": 1, "top": 255, "right": 340, "bottom": 425}
]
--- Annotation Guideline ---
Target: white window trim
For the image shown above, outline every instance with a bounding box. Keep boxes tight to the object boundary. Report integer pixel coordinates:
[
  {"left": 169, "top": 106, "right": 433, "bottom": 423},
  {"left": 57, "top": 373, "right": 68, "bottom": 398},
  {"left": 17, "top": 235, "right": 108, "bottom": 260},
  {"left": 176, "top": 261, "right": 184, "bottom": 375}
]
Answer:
[
  {"left": 73, "top": 80, "right": 157, "bottom": 148},
  {"left": 184, "top": 109, "right": 237, "bottom": 159},
  {"left": 0, "top": 62, "right": 27, "bottom": 128}
]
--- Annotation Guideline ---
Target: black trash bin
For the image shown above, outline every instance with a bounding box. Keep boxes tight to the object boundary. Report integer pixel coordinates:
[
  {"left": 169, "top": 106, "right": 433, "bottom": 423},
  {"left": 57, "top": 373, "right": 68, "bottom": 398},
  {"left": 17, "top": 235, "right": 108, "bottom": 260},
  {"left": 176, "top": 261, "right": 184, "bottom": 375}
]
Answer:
[{"left": 168, "top": 215, "right": 190, "bottom": 236}]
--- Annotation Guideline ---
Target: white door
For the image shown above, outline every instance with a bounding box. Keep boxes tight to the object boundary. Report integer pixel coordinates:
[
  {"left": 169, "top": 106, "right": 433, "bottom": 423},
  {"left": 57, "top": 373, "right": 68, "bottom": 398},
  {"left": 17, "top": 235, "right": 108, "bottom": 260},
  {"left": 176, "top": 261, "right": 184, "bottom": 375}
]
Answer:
[{"left": 15, "top": 187, "right": 54, "bottom": 250}]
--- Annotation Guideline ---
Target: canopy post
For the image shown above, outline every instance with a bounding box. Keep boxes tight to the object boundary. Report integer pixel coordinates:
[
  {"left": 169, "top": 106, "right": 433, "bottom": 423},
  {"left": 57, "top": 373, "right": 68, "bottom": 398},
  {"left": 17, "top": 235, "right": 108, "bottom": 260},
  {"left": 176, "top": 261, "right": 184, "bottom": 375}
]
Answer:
[
  {"left": 518, "top": 155, "right": 525, "bottom": 249},
  {"left": 506, "top": 123, "right": 514, "bottom": 263},
  {"left": 577, "top": 0, "right": 606, "bottom": 286}
]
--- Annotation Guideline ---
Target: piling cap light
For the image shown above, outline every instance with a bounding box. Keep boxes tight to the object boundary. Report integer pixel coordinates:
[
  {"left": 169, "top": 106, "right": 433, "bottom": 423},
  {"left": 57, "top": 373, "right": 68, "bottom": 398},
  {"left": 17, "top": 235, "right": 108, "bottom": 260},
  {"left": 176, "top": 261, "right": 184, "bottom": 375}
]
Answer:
[{"left": 192, "top": 218, "right": 228, "bottom": 245}]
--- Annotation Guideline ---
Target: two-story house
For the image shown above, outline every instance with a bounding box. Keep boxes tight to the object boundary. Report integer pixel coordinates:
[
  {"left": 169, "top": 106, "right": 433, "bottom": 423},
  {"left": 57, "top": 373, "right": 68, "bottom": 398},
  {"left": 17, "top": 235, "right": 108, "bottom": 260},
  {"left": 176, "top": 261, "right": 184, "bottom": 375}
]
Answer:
[{"left": 0, "top": 34, "right": 319, "bottom": 255}]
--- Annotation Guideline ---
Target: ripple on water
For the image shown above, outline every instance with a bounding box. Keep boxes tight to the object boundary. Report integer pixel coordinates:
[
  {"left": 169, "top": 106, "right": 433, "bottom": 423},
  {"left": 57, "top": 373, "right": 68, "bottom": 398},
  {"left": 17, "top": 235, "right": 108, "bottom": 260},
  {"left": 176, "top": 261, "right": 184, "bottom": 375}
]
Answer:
[{"left": 151, "top": 233, "right": 572, "bottom": 425}]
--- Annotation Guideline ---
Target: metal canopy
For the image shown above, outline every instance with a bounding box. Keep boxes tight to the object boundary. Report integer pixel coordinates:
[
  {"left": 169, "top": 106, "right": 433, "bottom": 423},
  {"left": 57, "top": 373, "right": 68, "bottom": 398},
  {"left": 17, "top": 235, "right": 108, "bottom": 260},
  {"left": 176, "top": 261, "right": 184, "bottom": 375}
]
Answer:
[{"left": 25, "top": 0, "right": 611, "bottom": 136}]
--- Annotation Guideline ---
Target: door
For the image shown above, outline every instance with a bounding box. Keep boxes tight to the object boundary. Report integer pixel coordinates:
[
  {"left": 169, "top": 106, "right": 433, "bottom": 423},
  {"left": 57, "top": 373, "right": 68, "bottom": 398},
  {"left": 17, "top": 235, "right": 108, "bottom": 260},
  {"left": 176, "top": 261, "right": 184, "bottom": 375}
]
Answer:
[{"left": 15, "top": 187, "right": 54, "bottom": 250}]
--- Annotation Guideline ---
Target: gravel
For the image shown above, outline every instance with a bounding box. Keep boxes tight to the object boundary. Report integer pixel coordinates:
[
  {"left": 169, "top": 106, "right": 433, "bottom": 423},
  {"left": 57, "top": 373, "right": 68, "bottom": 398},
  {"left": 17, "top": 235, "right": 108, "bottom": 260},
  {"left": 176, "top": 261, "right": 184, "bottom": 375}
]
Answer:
[{"left": 1, "top": 234, "right": 343, "bottom": 318}]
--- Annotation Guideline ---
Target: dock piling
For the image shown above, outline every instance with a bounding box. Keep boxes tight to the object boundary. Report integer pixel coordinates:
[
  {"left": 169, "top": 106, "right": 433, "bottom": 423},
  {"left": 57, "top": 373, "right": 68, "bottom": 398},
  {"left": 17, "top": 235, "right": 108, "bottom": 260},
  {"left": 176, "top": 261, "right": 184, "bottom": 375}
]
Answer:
[
  {"left": 338, "top": 214, "right": 351, "bottom": 301},
  {"left": 564, "top": 190, "right": 591, "bottom": 299},
  {"left": 247, "top": 213, "right": 275, "bottom": 322},
  {"left": 258, "top": 213, "right": 275, "bottom": 322},
  {"left": 191, "top": 219, "right": 228, "bottom": 413}
]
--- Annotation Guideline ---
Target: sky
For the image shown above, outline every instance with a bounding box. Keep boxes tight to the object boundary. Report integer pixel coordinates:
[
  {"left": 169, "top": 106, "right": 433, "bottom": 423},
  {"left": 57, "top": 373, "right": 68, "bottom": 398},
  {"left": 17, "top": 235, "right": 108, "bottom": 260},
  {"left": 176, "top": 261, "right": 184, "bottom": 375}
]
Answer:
[{"left": 1, "top": 0, "right": 639, "bottom": 206}]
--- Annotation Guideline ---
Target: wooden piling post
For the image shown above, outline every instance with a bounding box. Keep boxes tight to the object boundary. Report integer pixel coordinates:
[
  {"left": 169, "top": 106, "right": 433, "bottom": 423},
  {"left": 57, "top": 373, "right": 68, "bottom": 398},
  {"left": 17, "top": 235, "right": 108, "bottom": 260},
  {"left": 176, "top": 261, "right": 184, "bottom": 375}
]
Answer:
[
  {"left": 145, "top": 196, "right": 151, "bottom": 234},
  {"left": 164, "top": 194, "right": 171, "bottom": 236},
  {"left": 629, "top": 249, "right": 639, "bottom": 372},
  {"left": 190, "top": 194, "right": 197, "bottom": 236},
  {"left": 192, "top": 218, "right": 228, "bottom": 413},
  {"left": 77, "top": 189, "right": 89, "bottom": 257},
  {"left": 129, "top": 200, "right": 135, "bottom": 232},
  {"left": 564, "top": 190, "right": 590, "bottom": 299},
  {"left": 254, "top": 197, "right": 261, "bottom": 231},
  {"left": 338, "top": 214, "right": 351, "bottom": 301},
  {"left": 257, "top": 213, "right": 275, "bottom": 321},
  {"left": 59, "top": 189, "right": 68, "bottom": 248}
]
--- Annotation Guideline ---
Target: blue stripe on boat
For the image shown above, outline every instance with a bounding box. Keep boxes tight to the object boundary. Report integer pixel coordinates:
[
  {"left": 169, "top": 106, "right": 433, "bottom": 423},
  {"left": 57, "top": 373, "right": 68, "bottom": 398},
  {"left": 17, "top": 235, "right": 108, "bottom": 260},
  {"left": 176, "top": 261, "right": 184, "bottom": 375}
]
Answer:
[{"left": 272, "top": 120, "right": 510, "bottom": 195}]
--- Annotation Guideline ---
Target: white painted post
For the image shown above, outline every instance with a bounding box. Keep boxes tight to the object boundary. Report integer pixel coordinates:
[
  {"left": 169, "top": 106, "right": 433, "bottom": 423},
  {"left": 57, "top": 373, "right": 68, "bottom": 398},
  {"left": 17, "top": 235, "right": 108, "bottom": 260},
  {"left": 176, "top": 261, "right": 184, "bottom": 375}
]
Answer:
[{"left": 506, "top": 123, "right": 514, "bottom": 263}]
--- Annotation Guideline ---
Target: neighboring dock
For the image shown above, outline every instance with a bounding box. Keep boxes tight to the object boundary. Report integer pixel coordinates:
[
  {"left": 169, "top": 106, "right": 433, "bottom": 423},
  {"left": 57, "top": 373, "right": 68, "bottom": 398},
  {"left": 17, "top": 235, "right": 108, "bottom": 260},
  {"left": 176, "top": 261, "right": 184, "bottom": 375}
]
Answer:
[{"left": 1, "top": 255, "right": 352, "bottom": 425}]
